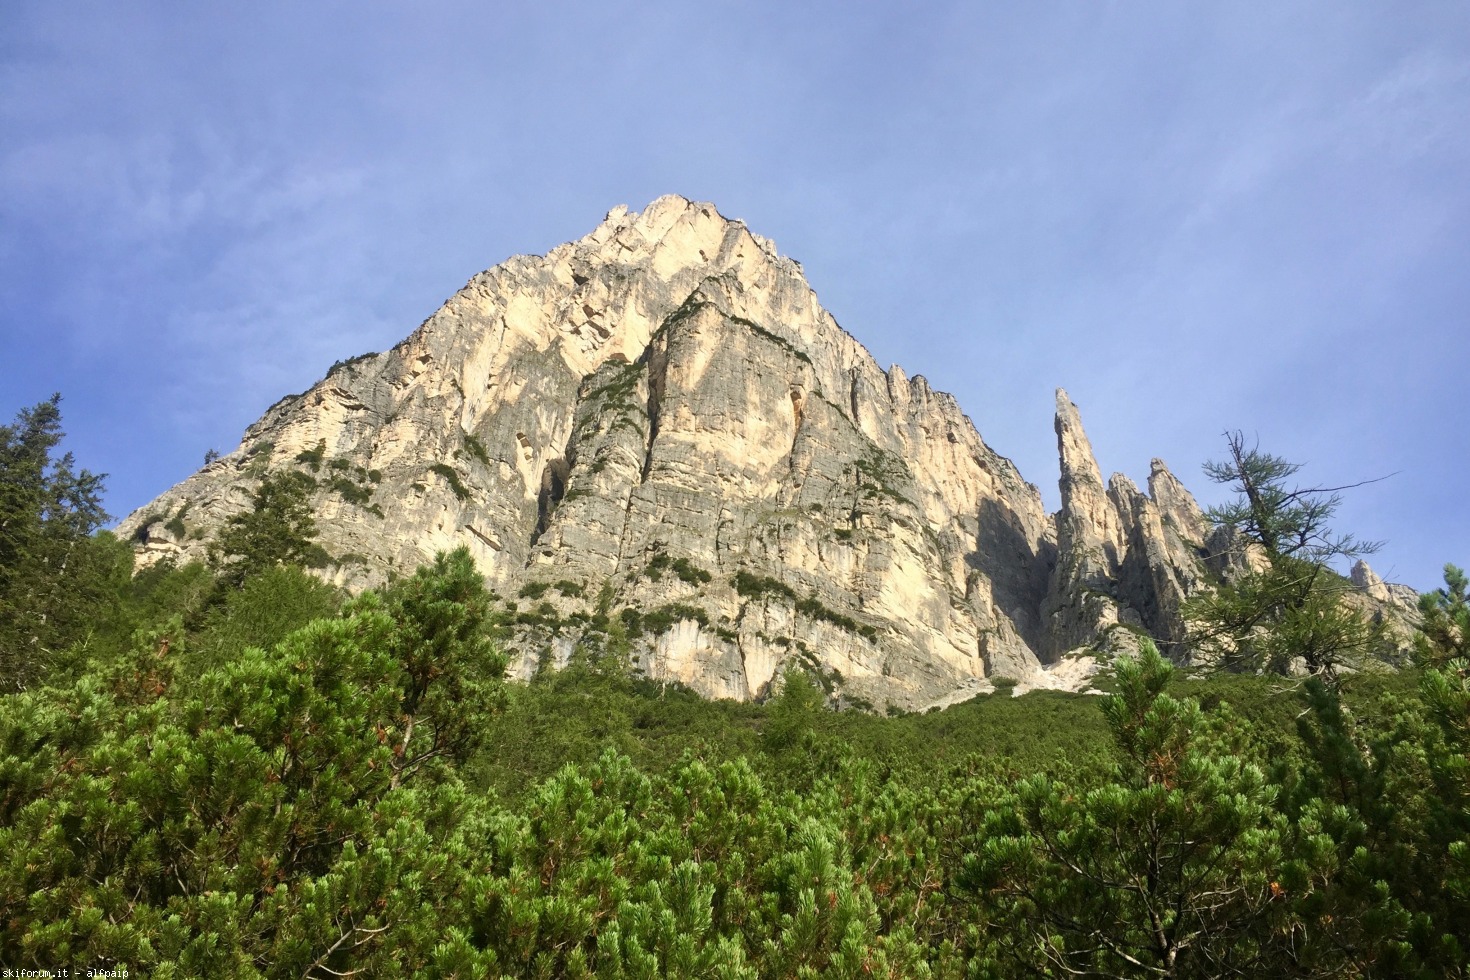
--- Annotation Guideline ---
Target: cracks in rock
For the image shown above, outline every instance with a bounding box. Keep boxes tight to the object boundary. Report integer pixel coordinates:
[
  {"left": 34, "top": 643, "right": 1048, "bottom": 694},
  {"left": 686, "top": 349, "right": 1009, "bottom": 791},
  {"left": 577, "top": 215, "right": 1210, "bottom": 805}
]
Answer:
[
  {"left": 778, "top": 389, "right": 810, "bottom": 510},
  {"left": 713, "top": 507, "right": 736, "bottom": 567},
  {"left": 788, "top": 388, "right": 804, "bottom": 455},
  {"left": 847, "top": 369, "right": 864, "bottom": 427},
  {"left": 464, "top": 523, "right": 503, "bottom": 552},
  {"left": 612, "top": 484, "right": 642, "bottom": 569},
  {"left": 638, "top": 336, "right": 667, "bottom": 486},
  {"left": 529, "top": 425, "right": 578, "bottom": 548},
  {"left": 731, "top": 600, "right": 758, "bottom": 696},
  {"left": 531, "top": 460, "right": 566, "bottom": 546}
]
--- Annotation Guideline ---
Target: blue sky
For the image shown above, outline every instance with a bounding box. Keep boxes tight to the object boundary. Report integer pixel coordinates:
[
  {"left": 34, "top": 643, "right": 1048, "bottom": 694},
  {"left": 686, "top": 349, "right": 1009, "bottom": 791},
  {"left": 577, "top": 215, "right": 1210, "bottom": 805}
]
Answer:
[{"left": 2, "top": 2, "right": 1466, "bottom": 591}]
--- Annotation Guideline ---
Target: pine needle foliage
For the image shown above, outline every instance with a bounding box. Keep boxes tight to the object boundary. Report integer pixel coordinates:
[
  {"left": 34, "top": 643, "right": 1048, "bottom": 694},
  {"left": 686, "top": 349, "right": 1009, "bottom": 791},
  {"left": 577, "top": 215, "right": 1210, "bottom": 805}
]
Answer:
[
  {"left": 0, "top": 395, "right": 119, "bottom": 690},
  {"left": 1188, "top": 431, "right": 1388, "bottom": 679},
  {"left": 2, "top": 399, "right": 1467, "bottom": 975},
  {"left": 961, "top": 643, "right": 1291, "bottom": 976},
  {"left": 209, "top": 469, "right": 326, "bottom": 589}
]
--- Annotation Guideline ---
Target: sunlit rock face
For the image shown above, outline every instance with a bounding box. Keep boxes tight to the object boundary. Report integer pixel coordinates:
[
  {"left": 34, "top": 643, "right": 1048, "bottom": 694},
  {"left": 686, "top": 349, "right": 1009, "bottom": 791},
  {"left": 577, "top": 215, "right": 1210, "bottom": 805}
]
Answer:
[
  {"left": 119, "top": 196, "right": 1269, "bottom": 709},
  {"left": 1039, "top": 391, "right": 1218, "bottom": 661}
]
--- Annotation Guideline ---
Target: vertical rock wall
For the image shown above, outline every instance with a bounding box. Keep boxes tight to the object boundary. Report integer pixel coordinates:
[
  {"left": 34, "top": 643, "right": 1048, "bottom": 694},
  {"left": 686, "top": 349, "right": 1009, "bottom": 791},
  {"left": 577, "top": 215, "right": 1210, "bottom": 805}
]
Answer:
[{"left": 116, "top": 196, "right": 1303, "bottom": 708}]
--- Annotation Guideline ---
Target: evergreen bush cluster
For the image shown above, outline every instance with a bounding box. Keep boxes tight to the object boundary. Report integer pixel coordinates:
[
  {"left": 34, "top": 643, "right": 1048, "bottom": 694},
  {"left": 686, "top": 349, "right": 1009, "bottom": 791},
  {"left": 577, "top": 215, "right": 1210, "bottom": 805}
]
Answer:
[
  {"left": 294, "top": 439, "right": 327, "bottom": 470},
  {"left": 733, "top": 571, "right": 797, "bottom": 601},
  {"left": 6, "top": 584, "right": 1467, "bottom": 975},
  {"left": 646, "top": 552, "right": 712, "bottom": 585},
  {"left": 462, "top": 432, "right": 491, "bottom": 466},
  {"left": 429, "top": 463, "right": 472, "bottom": 501},
  {"left": 4, "top": 397, "right": 1468, "bottom": 976},
  {"left": 623, "top": 602, "right": 711, "bottom": 637}
]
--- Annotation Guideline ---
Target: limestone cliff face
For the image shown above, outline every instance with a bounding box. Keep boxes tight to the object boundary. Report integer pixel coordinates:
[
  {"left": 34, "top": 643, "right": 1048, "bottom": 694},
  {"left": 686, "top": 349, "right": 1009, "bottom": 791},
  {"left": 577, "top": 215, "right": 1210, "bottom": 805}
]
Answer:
[
  {"left": 115, "top": 196, "right": 1401, "bottom": 707},
  {"left": 119, "top": 196, "right": 1062, "bottom": 709}
]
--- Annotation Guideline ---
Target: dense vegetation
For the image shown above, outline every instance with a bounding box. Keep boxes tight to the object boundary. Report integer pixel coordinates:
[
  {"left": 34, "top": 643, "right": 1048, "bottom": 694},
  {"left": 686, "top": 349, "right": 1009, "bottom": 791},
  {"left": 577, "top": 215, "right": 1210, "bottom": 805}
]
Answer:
[
  {"left": 1186, "top": 431, "right": 1393, "bottom": 678},
  {"left": 2, "top": 398, "right": 1467, "bottom": 977}
]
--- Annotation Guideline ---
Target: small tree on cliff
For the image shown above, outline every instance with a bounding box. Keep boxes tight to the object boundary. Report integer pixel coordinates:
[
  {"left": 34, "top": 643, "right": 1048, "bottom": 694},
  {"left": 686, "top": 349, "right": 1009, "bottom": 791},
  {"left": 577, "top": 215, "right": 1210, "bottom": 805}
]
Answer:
[
  {"left": 209, "top": 470, "right": 326, "bottom": 588},
  {"left": 1186, "top": 432, "right": 1386, "bottom": 678}
]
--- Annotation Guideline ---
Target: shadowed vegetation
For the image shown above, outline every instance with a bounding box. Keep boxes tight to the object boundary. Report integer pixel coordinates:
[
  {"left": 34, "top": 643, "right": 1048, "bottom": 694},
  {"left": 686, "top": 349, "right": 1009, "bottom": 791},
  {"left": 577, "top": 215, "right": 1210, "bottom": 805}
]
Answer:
[{"left": 2, "top": 396, "right": 1466, "bottom": 976}]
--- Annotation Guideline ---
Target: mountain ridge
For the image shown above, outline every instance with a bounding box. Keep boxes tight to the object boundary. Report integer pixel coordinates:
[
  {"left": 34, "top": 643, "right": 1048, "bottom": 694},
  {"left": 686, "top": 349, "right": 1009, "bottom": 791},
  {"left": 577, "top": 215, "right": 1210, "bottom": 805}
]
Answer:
[{"left": 117, "top": 195, "right": 1411, "bottom": 710}]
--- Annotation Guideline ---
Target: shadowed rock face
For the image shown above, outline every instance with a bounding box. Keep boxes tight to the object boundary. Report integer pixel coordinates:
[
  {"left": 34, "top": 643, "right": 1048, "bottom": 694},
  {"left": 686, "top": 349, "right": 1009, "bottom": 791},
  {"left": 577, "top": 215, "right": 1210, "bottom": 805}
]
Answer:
[
  {"left": 1038, "top": 390, "right": 1216, "bottom": 662},
  {"left": 119, "top": 196, "right": 1365, "bottom": 708}
]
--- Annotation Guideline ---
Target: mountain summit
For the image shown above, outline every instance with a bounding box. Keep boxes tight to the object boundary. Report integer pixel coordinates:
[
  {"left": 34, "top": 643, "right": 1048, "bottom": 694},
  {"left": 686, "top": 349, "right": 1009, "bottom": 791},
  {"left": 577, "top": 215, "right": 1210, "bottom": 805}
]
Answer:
[{"left": 120, "top": 196, "right": 1291, "bottom": 709}]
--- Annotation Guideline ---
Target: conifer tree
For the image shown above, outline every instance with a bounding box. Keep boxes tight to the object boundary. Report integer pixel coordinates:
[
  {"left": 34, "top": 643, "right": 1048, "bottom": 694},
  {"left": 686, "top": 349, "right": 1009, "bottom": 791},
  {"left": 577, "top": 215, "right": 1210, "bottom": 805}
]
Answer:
[
  {"left": 0, "top": 550, "right": 503, "bottom": 974},
  {"left": 1187, "top": 431, "right": 1386, "bottom": 678},
  {"left": 209, "top": 469, "right": 324, "bottom": 588},
  {"left": 1417, "top": 563, "right": 1469, "bottom": 671},
  {"left": 1416, "top": 563, "right": 1470, "bottom": 967},
  {"left": 961, "top": 642, "right": 1289, "bottom": 977},
  {"left": 0, "top": 394, "right": 119, "bottom": 689},
  {"left": 371, "top": 547, "right": 506, "bottom": 787}
]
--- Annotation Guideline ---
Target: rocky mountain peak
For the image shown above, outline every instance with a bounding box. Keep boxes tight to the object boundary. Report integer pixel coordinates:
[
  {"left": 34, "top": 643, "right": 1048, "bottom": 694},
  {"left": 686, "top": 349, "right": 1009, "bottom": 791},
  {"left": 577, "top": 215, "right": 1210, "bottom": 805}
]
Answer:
[
  {"left": 116, "top": 198, "right": 1410, "bottom": 709},
  {"left": 1351, "top": 559, "right": 1420, "bottom": 611},
  {"left": 1148, "top": 458, "right": 1209, "bottom": 543},
  {"left": 1053, "top": 388, "right": 1125, "bottom": 566}
]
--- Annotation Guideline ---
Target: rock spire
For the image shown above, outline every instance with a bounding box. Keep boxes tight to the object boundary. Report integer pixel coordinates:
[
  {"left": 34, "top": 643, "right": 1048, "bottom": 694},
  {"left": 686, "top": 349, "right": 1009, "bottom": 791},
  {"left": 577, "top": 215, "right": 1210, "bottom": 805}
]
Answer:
[{"left": 116, "top": 196, "right": 1408, "bottom": 708}]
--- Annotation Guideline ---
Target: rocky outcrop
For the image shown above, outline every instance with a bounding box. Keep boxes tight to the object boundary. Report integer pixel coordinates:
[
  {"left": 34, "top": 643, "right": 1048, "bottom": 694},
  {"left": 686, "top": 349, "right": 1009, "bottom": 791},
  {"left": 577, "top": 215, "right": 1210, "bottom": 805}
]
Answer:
[
  {"left": 1351, "top": 559, "right": 1421, "bottom": 613},
  {"left": 117, "top": 195, "right": 1409, "bottom": 707},
  {"left": 1038, "top": 391, "right": 1215, "bottom": 660},
  {"left": 119, "top": 196, "right": 1062, "bottom": 710},
  {"left": 1040, "top": 390, "right": 1125, "bottom": 657}
]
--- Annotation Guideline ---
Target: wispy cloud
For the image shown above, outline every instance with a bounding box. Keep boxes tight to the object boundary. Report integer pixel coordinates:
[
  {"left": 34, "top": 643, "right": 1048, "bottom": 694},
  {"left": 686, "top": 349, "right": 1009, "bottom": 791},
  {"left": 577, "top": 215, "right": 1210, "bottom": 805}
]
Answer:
[{"left": 2, "top": 2, "right": 1466, "bottom": 589}]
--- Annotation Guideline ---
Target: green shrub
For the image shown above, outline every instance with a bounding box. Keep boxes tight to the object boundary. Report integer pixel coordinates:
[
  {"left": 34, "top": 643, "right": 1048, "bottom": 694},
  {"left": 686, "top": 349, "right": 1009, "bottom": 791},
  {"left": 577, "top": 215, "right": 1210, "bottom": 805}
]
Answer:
[
  {"left": 329, "top": 474, "right": 373, "bottom": 506},
  {"left": 852, "top": 455, "right": 912, "bottom": 506},
  {"left": 640, "top": 602, "right": 710, "bottom": 635},
  {"left": 515, "top": 601, "right": 563, "bottom": 630},
  {"left": 733, "top": 571, "right": 797, "bottom": 601},
  {"left": 428, "top": 463, "right": 470, "bottom": 501},
  {"left": 586, "top": 359, "right": 645, "bottom": 408},
  {"left": 191, "top": 563, "right": 343, "bottom": 672},
  {"left": 326, "top": 350, "right": 377, "bottom": 374},
  {"left": 646, "top": 552, "right": 712, "bottom": 585},
  {"left": 163, "top": 502, "right": 191, "bottom": 539},
  {"left": 302, "top": 543, "right": 332, "bottom": 568},
  {"left": 795, "top": 595, "right": 879, "bottom": 640},
  {"left": 619, "top": 607, "right": 642, "bottom": 634},
  {"left": 731, "top": 314, "right": 813, "bottom": 365},
  {"left": 294, "top": 439, "right": 327, "bottom": 471},
  {"left": 462, "top": 432, "right": 490, "bottom": 466}
]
